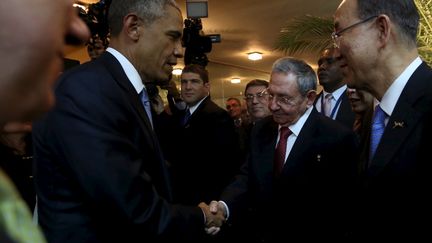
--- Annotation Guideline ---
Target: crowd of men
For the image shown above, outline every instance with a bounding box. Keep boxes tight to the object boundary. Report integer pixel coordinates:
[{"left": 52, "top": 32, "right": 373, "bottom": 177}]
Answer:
[{"left": 0, "top": 0, "right": 430, "bottom": 242}]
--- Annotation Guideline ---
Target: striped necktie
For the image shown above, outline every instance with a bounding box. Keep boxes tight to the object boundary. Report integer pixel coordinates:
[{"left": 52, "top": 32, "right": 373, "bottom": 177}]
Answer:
[
  {"left": 182, "top": 109, "right": 191, "bottom": 126},
  {"left": 322, "top": 93, "right": 333, "bottom": 117}
]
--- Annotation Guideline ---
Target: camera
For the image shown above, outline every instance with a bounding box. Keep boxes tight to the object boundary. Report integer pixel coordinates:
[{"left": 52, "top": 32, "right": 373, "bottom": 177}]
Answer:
[{"left": 182, "top": 18, "right": 213, "bottom": 67}]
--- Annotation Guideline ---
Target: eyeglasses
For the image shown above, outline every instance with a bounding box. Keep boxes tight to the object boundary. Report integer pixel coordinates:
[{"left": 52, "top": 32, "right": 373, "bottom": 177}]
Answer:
[
  {"left": 244, "top": 88, "right": 269, "bottom": 102},
  {"left": 331, "top": 15, "right": 378, "bottom": 48},
  {"left": 268, "top": 92, "right": 300, "bottom": 107}
]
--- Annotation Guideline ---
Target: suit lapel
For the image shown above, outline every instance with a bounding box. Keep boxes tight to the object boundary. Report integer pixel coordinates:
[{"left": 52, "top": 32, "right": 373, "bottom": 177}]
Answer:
[
  {"left": 98, "top": 53, "right": 173, "bottom": 199},
  {"left": 368, "top": 101, "right": 420, "bottom": 176},
  {"left": 368, "top": 62, "right": 431, "bottom": 176},
  {"left": 99, "top": 53, "right": 154, "bottom": 133},
  {"left": 282, "top": 110, "right": 317, "bottom": 174},
  {"left": 183, "top": 96, "right": 210, "bottom": 128}
]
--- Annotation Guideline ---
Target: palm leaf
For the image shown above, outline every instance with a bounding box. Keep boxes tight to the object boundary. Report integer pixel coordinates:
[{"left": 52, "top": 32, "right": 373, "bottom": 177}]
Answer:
[
  {"left": 416, "top": 0, "right": 432, "bottom": 65},
  {"left": 274, "top": 15, "right": 333, "bottom": 55}
]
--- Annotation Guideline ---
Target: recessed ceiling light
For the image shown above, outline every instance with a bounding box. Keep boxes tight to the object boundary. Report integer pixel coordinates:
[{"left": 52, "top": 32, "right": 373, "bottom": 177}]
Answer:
[
  {"left": 248, "top": 52, "right": 263, "bottom": 61},
  {"left": 230, "top": 78, "right": 241, "bottom": 84},
  {"left": 78, "top": 0, "right": 100, "bottom": 3}
]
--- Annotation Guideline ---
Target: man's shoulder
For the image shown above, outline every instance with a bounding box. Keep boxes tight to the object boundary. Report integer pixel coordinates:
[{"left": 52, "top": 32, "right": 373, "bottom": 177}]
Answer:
[
  {"left": 312, "top": 111, "right": 354, "bottom": 136},
  {"left": 199, "top": 99, "right": 228, "bottom": 115},
  {"left": 57, "top": 57, "right": 115, "bottom": 91}
]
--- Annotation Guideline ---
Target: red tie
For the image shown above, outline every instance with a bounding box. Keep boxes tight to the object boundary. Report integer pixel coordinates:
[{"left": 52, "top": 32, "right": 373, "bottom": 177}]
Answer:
[{"left": 274, "top": 127, "right": 292, "bottom": 177}]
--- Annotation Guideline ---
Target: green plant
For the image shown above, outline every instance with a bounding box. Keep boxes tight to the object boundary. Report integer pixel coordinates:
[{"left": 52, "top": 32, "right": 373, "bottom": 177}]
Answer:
[
  {"left": 275, "top": 1, "right": 432, "bottom": 65},
  {"left": 416, "top": 0, "right": 432, "bottom": 65},
  {"left": 274, "top": 15, "right": 333, "bottom": 56}
]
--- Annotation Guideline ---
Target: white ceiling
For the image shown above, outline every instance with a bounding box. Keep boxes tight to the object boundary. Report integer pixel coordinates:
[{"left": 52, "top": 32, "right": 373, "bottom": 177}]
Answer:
[{"left": 65, "top": 0, "right": 340, "bottom": 107}]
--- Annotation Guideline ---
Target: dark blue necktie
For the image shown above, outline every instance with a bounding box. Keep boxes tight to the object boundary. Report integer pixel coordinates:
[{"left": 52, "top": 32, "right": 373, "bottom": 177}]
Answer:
[
  {"left": 139, "top": 89, "right": 153, "bottom": 129},
  {"left": 182, "top": 109, "right": 191, "bottom": 126},
  {"left": 369, "top": 105, "right": 386, "bottom": 161}
]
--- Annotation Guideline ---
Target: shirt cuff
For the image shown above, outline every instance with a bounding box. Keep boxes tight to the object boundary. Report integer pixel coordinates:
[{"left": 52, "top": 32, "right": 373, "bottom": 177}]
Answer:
[{"left": 218, "top": 200, "right": 230, "bottom": 220}]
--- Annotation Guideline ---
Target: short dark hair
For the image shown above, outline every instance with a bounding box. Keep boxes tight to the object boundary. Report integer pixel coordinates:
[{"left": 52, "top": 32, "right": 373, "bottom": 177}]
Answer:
[
  {"left": 356, "top": 0, "right": 419, "bottom": 46},
  {"left": 181, "top": 64, "right": 209, "bottom": 83},
  {"left": 245, "top": 79, "right": 269, "bottom": 93},
  {"left": 108, "top": 0, "right": 179, "bottom": 36}
]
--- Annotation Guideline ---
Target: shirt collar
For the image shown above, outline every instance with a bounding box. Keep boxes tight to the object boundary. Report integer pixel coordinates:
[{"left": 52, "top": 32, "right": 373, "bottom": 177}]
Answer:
[
  {"left": 188, "top": 95, "right": 208, "bottom": 115},
  {"left": 279, "top": 105, "right": 313, "bottom": 137},
  {"left": 323, "top": 84, "right": 347, "bottom": 101},
  {"left": 107, "top": 47, "right": 144, "bottom": 94},
  {"left": 380, "top": 56, "right": 422, "bottom": 116}
]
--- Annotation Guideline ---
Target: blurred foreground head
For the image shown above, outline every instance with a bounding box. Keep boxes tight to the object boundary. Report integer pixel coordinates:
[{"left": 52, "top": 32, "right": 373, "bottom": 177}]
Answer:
[{"left": 0, "top": 0, "right": 90, "bottom": 125}]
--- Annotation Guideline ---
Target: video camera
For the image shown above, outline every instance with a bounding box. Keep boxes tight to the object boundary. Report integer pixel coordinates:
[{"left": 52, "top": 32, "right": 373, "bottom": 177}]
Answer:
[{"left": 182, "top": 18, "right": 213, "bottom": 67}]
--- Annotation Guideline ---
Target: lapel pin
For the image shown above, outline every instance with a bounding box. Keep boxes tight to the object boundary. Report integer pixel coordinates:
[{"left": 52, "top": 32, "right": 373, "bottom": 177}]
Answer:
[{"left": 392, "top": 121, "right": 405, "bottom": 129}]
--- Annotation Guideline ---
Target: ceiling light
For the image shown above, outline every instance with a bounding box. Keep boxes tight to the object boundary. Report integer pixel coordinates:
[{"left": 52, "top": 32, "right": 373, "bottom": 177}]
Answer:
[
  {"left": 230, "top": 78, "right": 241, "bottom": 84},
  {"left": 248, "top": 52, "right": 263, "bottom": 61},
  {"left": 172, "top": 68, "right": 182, "bottom": 76},
  {"left": 73, "top": 3, "right": 87, "bottom": 11},
  {"left": 78, "top": 0, "right": 100, "bottom": 3}
]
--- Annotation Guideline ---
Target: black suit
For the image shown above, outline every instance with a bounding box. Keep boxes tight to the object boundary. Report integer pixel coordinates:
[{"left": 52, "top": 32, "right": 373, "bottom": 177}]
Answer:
[
  {"left": 314, "top": 89, "right": 355, "bottom": 129},
  {"left": 220, "top": 109, "right": 358, "bottom": 242},
  {"left": 160, "top": 97, "right": 241, "bottom": 205},
  {"left": 33, "top": 52, "right": 203, "bottom": 243},
  {"left": 357, "top": 62, "right": 432, "bottom": 240}
]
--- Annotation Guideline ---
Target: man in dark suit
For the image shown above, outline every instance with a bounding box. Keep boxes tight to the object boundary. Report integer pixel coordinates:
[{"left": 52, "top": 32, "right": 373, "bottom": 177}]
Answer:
[
  {"left": 160, "top": 64, "right": 241, "bottom": 206},
  {"left": 32, "top": 1, "right": 223, "bottom": 242},
  {"left": 209, "top": 57, "right": 359, "bottom": 242},
  {"left": 236, "top": 79, "right": 272, "bottom": 158},
  {"left": 333, "top": 0, "right": 432, "bottom": 240},
  {"left": 314, "top": 47, "right": 355, "bottom": 129},
  {"left": 225, "top": 97, "right": 250, "bottom": 160}
]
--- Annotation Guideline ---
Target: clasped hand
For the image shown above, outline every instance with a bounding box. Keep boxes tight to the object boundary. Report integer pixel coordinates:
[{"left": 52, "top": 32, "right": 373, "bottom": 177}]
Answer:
[{"left": 198, "top": 200, "right": 227, "bottom": 235}]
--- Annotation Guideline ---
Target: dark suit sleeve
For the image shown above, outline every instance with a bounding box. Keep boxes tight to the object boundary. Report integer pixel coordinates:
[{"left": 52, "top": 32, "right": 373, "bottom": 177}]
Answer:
[
  {"left": 219, "top": 118, "right": 266, "bottom": 222},
  {"left": 33, "top": 70, "right": 203, "bottom": 240}
]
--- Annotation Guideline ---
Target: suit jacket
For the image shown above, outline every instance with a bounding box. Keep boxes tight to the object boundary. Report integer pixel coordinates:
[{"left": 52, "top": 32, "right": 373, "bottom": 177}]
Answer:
[
  {"left": 32, "top": 52, "right": 203, "bottom": 243},
  {"left": 159, "top": 97, "right": 241, "bottom": 205},
  {"left": 314, "top": 89, "right": 355, "bottom": 129},
  {"left": 357, "top": 62, "right": 432, "bottom": 241},
  {"left": 221, "top": 109, "right": 359, "bottom": 242}
]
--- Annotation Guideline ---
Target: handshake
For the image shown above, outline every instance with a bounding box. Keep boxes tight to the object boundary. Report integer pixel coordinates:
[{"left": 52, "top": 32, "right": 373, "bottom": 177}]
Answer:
[{"left": 198, "top": 200, "right": 227, "bottom": 235}]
